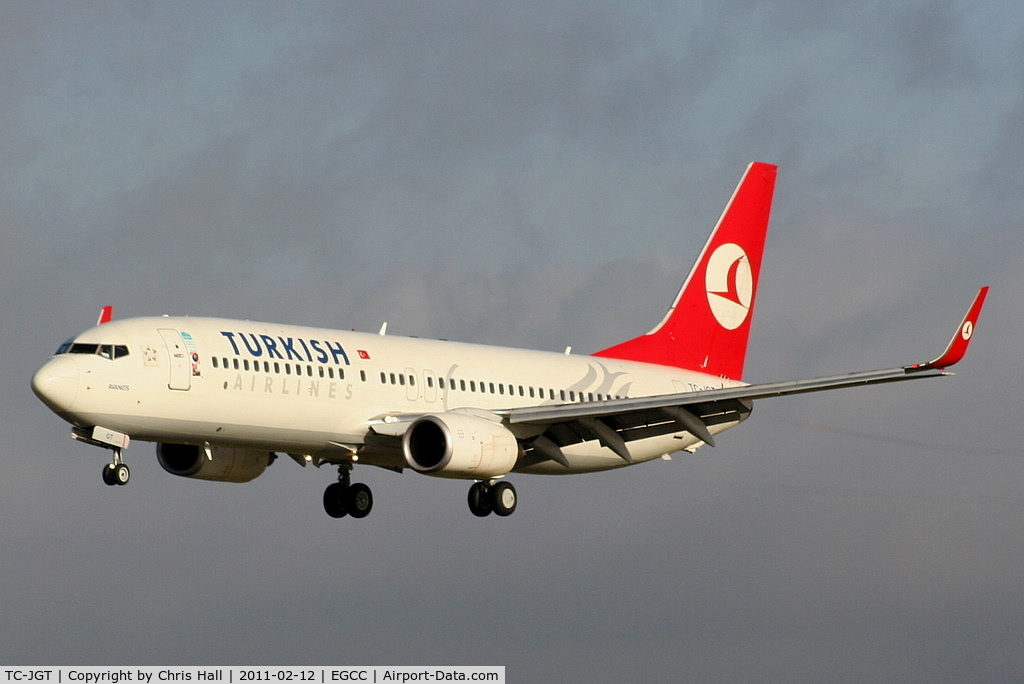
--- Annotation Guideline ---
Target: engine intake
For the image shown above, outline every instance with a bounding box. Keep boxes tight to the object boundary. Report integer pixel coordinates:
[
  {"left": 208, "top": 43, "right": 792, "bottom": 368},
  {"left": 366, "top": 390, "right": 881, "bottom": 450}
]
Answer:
[
  {"left": 403, "top": 412, "right": 519, "bottom": 479},
  {"left": 156, "top": 443, "right": 272, "bottom": 483}
]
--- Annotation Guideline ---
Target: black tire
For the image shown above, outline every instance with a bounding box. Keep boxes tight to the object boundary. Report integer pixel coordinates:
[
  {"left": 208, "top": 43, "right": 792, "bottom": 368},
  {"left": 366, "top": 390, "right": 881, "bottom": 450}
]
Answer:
[
  {"left": 467, "top": 482, "right": 493, "bottom": 517},
  {"left": 323, "top": 482, "right": 348, "bottom": 518},
  {"left": 102, "top": 464, "right": 117, "bottom": 486},
  {"left": 346, "top": 482, "right": 373, "bottom": 519},
  {"left": 491, "top": 481, "right": 517, "bottom": 517}
]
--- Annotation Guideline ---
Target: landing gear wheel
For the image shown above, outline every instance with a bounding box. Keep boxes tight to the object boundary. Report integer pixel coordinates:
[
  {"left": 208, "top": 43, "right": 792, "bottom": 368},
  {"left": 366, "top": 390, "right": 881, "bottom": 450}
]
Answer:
[
  {"left": 112, "top": 463, "right": 130, "bottom": 485},
  {"left": 491, "top": 481, "right": 517, "bottom": 517},
  {"left": 102, "top": 462, "right": 130, "bottom": 486},
  {"left": 468, "top": 482, "right": 493, "bottom": 517},
  {"left": 347, "top": 482, "right": 373, "bottom": 519},
  {"left": 323, "top": 482, "right": 348, "bottom": 518}
]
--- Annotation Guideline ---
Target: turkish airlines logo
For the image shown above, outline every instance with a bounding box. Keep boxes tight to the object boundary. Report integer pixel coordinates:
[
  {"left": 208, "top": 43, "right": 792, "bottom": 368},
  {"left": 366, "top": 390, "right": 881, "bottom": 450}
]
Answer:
[
  {"left": 705, "top": 243, "right": 753, "bottom": 330},
  {"left": 961, "top": 320, "right": 974, "bottom": 341}
]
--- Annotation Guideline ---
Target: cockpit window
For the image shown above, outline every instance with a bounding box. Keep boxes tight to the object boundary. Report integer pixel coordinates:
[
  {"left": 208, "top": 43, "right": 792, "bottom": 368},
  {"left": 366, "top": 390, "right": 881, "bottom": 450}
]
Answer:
[
  {"left": 56, "top": 341, "right": 130, "bottom": 359},
  {"left": 98, "top": 344, "right": 130, "bottom": 359},
  {"left": 70, "top": 343, "right": 100, "bottom": 355}
]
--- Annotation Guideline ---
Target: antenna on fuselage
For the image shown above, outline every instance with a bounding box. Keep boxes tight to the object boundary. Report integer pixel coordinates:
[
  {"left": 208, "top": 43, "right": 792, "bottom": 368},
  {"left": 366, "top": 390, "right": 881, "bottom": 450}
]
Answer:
[{"left": 379, "top": 322, "right": 388, "bottom": 336}]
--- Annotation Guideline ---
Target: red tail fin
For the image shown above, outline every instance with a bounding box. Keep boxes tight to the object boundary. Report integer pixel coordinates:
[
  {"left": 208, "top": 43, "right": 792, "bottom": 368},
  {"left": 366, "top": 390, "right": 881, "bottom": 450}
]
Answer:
[
  {"left": 97, "top": 305, "right": 114, "bottom": 325},
  {"left": 593, "top": 162, "right": 777, "bottom": 380}
]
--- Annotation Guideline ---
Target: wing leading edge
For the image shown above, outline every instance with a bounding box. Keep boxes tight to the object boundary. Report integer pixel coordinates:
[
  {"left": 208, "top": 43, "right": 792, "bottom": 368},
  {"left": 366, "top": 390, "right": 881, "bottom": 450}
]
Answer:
[{"left": 507, "top": 287, "right": 989, "bottom": 467}]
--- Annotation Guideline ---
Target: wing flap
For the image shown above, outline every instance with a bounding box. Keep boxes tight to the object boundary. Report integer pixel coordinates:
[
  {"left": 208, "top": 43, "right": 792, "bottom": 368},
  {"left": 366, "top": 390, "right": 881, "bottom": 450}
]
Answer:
[{"left": 510, "top": 287, "right": 987, "bottom": 465}]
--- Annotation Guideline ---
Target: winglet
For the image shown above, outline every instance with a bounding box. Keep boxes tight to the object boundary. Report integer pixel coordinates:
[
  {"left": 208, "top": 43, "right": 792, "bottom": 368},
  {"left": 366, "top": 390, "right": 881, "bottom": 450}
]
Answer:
[
  {"left": 907, "top": 287, "right": 988, "bottom": 372},
  {"left": 97, "top": 305, "right": 114, "bottom": 325}
]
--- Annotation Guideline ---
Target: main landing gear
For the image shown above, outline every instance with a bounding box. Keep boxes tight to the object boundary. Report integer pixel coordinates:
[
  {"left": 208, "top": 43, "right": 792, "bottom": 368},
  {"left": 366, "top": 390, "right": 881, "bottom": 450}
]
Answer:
[
  {"left": 320, "top": 470, "right": 519, "bottom": 519},
  {"left": 468, "top": 480, "right": 517, "bottom": 517},
  {"left": 322, "top": 463, "right": 373, "bottom": 519}
]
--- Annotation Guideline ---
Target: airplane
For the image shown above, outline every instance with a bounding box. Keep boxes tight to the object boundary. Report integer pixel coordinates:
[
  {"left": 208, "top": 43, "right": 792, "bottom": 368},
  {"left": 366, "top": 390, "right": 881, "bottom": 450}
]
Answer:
[{"left": 31, "top": 162, "right": 988, "bottom": 519}]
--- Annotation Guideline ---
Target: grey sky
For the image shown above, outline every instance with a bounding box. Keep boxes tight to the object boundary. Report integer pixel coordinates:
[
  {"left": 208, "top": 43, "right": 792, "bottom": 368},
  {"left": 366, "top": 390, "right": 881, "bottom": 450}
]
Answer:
[{"left": 3, "top": 2, "right": 1023, "bottom": 681}]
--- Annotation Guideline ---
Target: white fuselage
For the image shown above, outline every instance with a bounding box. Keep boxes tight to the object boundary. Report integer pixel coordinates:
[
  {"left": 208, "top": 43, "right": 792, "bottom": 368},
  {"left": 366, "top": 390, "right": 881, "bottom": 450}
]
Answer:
[{"left": 34, "top": 316, "right": 746, "bottom": 475}]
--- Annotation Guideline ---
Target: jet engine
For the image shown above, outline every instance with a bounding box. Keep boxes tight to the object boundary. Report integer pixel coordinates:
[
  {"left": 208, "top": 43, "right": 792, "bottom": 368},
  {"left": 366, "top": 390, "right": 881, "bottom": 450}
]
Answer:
[
  {"left": 156, "top": 443, "right": 273, "bottom": 483},
  {"left": 403, "top": 412, "right": 519, "bottom": 479}
]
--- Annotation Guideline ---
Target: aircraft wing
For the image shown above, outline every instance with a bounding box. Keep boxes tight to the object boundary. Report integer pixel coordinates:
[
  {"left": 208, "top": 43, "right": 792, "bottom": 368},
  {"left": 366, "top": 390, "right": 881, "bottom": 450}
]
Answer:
[{"left": 506, "top": 287, "right": 989, "bottom": 466}]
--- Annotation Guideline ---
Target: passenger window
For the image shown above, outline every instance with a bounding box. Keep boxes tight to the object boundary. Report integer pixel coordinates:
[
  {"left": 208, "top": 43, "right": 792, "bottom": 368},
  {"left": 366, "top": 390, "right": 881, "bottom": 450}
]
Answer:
[{"left": 212, "top": 357, "right": 219, "bottom": 369}]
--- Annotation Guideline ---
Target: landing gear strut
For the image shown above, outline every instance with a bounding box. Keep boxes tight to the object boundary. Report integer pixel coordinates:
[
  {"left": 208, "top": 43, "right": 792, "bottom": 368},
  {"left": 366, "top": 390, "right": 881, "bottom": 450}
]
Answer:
[
  {"left": 101, "top": 448, "right": 130, "bottom": 486},
  {"left": 468, "top": 480, "right": 517, "bottom": 517},
  {"left": 322, "top": 463, "right": 373, "bottom": 519},
  {"left": 72, "top": 426, "right": 132, "bottom": 487}
]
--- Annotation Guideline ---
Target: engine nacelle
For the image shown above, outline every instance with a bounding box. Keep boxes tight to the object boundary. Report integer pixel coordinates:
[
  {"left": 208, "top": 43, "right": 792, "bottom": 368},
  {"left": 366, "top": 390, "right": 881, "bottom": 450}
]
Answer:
[
  {"left": 403, "top": 412, "right": 519, "bottom": 479},
  {"left": 156, "top": 443, "right": 272, "bottom": 483}
]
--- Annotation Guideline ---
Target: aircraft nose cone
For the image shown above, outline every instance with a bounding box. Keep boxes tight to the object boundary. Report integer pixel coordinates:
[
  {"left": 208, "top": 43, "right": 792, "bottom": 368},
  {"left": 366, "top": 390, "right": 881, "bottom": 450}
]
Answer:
[{"left": 32, "top": 356, "right": 79, "bottom": 413}]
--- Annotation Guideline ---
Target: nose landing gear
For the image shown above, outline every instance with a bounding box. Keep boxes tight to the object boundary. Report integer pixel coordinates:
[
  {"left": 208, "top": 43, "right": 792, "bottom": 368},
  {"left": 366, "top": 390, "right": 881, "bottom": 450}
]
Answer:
[
  {"left": 72, "top": 426, "right": 132, "bottom": 487},
  {"left": 101, "top": 451, "right": 130, "bottom": 486}
]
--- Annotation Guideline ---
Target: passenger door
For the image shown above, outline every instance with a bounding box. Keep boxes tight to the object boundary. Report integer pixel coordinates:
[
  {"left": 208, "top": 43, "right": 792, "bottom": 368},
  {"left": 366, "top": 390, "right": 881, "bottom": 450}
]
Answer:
[{"left": 158, "top": 329, "right": 191, "bottom": 391}]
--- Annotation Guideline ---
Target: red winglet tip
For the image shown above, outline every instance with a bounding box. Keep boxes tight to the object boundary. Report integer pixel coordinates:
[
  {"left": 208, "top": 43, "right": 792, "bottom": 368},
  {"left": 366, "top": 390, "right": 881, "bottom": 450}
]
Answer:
[
  {"left": 913, "top": 287, "right": 988, "bottom": 371},
  {"left": 97, "top": 305, "right": 114, "bottom": 325}
]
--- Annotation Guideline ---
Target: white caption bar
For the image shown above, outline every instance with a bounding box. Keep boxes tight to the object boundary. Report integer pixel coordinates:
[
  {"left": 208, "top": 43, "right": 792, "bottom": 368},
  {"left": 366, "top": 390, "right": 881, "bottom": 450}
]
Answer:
[{"left": 1, "top": 669, "right": 504, "bottom": 684}]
